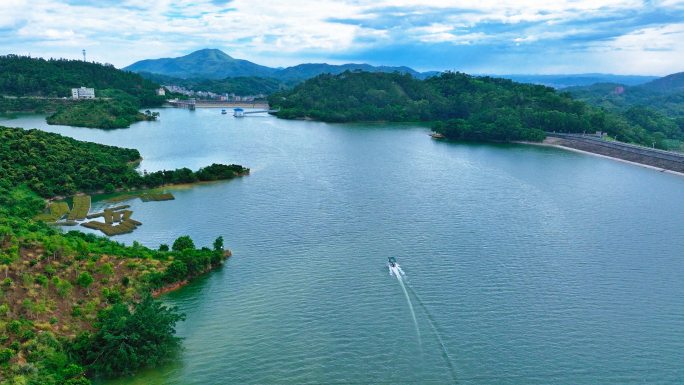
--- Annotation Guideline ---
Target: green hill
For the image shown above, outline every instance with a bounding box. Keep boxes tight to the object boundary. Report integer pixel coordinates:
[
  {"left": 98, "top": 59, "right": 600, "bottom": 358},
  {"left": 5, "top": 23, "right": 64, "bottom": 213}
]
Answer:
[
  {"left": 272, "top": 63, "right": 437, "bottom": 80},
  {"left": 0, "top": 55, "right": 163, "bottom": 106},
  {"left": 139, "top": 72, "right": 300, "bottom": 96},
  {"left": 566, "top": 79, "right": 684, "bottom": 118},
  {"left": 639, "top": 72, "right": 684, "bottom": 94},
  {"left": 268, "top": 70, "right": 682, "bottom": 148},
  {"left": 125, "top": 49, "right": 437, "bottom": 80},
  {"left": 124, "top": 49, "right": 277, "bottom": 79}
]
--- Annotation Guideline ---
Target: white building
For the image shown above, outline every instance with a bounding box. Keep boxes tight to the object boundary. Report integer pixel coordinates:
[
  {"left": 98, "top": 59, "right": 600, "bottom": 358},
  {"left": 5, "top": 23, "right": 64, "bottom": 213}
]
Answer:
[
  {"left": 156, "top": 88, "right": 165, "bottom": 96},
  {"left": 71, "top": 87, "right": 95, "bottom": 99}
]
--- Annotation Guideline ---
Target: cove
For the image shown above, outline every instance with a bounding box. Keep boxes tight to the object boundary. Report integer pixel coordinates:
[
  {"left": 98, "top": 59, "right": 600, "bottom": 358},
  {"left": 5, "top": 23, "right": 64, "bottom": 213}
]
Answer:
[{"left": 4, "top": 109, "right": 684, "bottom": 384}]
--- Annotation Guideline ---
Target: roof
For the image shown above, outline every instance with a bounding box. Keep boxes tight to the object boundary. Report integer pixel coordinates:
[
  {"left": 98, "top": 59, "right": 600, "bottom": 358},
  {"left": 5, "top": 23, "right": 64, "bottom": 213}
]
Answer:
[{"left": 234, "top": 108, "right": 244, "bottom": 111}]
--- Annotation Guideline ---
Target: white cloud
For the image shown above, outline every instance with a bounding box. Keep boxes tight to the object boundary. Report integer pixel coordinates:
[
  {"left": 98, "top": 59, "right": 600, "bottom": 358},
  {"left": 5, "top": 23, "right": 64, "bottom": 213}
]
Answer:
[{"left": 0, "top": 0, "right": 682, "bottom": 74}]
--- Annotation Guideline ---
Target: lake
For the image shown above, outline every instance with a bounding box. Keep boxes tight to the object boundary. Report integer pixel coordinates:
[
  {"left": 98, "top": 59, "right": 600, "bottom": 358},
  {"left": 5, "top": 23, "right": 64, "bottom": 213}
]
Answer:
[{"left": 4, "top": 109, "right": 684, "bottom": 384}]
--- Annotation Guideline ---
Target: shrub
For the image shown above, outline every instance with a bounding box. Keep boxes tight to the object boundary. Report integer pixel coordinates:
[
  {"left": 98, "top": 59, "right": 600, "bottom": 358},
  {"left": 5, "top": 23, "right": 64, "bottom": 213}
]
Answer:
[
  {"left": 172, "top": 236, "right": 195, "bottom": 252},
  {"left": 20, "top": 330, "right": 36, "bottom": 341},
  {"left": 158, "top": 244, "right": 169, "bottom": 252},
  {"left": 0, "top": 348, "right": 15, "bottom": 363},
  {"left": 7, "top": 321, "right": 20, "bottom": 333}
]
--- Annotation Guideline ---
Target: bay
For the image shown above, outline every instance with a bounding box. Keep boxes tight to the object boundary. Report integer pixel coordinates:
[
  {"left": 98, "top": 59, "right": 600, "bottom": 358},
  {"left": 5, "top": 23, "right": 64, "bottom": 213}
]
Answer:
[{"left": 4, "top": 109, "right": 684, "bottom": 384}]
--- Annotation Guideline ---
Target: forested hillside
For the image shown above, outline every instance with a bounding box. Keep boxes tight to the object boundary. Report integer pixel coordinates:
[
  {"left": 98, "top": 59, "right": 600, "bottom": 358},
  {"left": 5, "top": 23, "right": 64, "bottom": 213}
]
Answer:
[
  {"left": 0, "top": 126, "right": 248, "bottom": 197},
  {"left": 0, "top": 55, "right": 164, "bottom": 107},
  {"left": 139, "top": 72, "right": 299, "bottom": 96},
  {"left": 268, "top": 71, "right": 683, "bottom": 147},
  {"left": 0, "top": 55, "right": 170, "bottom": 129},
  {"left": 567, "top": 81, "right": 684, "bottom": 118}
]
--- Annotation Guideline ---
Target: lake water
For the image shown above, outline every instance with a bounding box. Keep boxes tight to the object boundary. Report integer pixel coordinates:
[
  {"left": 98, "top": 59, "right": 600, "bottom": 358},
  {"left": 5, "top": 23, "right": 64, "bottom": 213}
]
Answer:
[{"left": 4, "top": 110, "right": 684, "bottom": 384}]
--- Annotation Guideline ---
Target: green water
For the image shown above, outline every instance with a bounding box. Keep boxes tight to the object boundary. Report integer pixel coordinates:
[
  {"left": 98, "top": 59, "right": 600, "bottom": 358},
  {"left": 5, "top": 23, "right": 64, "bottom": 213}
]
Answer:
[{"left": 5, "top": 110, "right": 684, "bottom": 383}]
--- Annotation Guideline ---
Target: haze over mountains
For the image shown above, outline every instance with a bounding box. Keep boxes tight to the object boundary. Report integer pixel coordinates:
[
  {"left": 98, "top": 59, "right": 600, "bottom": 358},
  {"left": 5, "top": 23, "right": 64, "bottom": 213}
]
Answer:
[
  {"left": 124, "top": 49, "right": 439, "bottom": 80},
  {"left": 565, "top": 72, "right": 684, "bottom": 117},
  {"left": 124, "top": 48, "right": 662, "bottom": 89}
]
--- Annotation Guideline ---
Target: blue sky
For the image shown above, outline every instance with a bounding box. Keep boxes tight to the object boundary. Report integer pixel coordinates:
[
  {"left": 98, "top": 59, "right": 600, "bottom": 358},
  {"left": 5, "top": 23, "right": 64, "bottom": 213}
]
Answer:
[{"left": 2, "top": 0, "right": 684, "bottom": 75}]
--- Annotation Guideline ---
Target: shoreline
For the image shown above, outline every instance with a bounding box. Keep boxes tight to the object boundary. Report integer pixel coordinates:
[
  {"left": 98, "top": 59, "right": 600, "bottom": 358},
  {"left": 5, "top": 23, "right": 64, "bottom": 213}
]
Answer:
[
  {"left": 46, "top": 171, "right": 250, "bottom": 204},
  {"left": 152, "top": 249, "right": 233, "bottom": 297},
  {"left": 517, "top": 138, "right": 684, "bottom": 177}
]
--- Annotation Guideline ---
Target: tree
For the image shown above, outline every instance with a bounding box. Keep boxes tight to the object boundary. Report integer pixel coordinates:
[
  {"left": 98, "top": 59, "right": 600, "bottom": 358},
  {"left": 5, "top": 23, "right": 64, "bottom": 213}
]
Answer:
[
  {"left": 77, "top": 272, "right": 94, "bottom": 293},
  {"left": 99, "top": 263, "right": 114, "bottom": 276},
  {"left": 164, "top": 261, "right": 188, "bottom": 283},
  {"left": 158, "top": 244, "right": 169, "bottom": 252},
  {"left": 213, "top": 236, "right": 224, "bottom": 251},
  {"left": 86, "top": 294, "right": 185, "bottom": 377},
  {"left": 57, "top": 279, "right": 73, "bottom": 297},
  {"left": 103, "top": 183, "right": 115, "bottom": 194},
  {"left": 0, "top": 348, "right": 15, "bottom": 363},
  {"left": 172, "top": 236, "right": 195, "bottom": 252}
]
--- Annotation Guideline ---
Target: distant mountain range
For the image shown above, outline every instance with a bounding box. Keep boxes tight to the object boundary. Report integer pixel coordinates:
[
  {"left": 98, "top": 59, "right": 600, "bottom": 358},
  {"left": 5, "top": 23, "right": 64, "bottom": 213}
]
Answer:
[
  {"left": 485, "top": 74, "right": 659, "bottom": 88},
  {"left": 564, "top": 72, "right": 684, "bottom": 118},
  {"left": 124, "top": 49, "right": 439, "bottom": 80}
]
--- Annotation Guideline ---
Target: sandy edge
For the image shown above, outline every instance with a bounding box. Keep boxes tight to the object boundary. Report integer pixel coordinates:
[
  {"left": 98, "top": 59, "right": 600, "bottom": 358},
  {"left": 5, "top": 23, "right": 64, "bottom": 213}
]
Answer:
[{"left": 516, "top": 140, "right": 684, "bottom": 178}]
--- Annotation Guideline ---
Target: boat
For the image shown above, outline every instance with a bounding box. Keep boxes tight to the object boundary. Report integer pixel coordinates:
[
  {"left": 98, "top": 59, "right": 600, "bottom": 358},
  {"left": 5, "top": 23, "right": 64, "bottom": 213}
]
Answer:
[
  {"left": 388, "top": 257, "right": 397, "bottom": 267},
  {"left": 221, "top": 109, "right": 227, "bottom": 114}
]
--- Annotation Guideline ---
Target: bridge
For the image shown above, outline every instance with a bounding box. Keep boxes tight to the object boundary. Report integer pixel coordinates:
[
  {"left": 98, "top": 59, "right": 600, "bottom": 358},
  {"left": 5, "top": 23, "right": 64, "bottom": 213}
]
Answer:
[
  {"left": 169, "top": 98, "right": 196, "bottom": 110},
  {"left": 234, "top": 108, "right": 279, "bottom": 117}
]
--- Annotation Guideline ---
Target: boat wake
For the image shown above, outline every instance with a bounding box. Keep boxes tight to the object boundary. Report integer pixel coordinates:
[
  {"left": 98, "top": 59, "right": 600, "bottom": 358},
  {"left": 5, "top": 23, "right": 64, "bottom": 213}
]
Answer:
[{"left": 389, "top": 263, "right": 421, "bottom": 349}]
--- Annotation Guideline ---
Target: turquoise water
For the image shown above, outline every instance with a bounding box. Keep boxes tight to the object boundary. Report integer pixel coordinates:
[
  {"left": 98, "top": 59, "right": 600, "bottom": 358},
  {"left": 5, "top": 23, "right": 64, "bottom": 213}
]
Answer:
[{"left": 5, "top": 110, "right": 684, "bottom": 383}]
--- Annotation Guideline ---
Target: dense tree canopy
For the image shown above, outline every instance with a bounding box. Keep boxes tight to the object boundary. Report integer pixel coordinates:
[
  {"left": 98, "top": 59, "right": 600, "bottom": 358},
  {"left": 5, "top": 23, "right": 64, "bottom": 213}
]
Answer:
[
  {"left": 139, "top": 72, "right": 300, "bottom": 96},
  {"left": 0, "top": 126, "right": 249, "bottom": 197},
  {"left": 268, "top": 70, "right": 680, "bottom": 147},
  {"left": 0, "top": 55, "right": 164, "bottom": 107}
]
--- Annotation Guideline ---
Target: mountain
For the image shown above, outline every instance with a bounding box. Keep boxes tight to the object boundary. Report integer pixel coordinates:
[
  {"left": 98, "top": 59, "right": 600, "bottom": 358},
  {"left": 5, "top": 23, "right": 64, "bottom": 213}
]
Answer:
[
  {"left": 272, "top": 63, "right": 438, "bottom": 80},
  {"left": 486, "top": 74, "right": 659, "bottom": 89},
  {"left": 124, "top": 49, "right": 437, "bottom": 80},
  {"left": 123, "top": 49, "right": 277, "bottom": 78},
  {"left": 639, "top": 72, "right": 684, "bottom": 94},
  {"left": 565, "top": 77, "right": 684, "bottom": 118}
]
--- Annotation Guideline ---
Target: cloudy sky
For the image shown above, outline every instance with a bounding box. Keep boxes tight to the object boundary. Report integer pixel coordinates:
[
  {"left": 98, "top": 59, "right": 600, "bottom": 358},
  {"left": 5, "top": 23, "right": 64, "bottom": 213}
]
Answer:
[{"left": 2, "top": 0, "right": 683, "bottom": 75}]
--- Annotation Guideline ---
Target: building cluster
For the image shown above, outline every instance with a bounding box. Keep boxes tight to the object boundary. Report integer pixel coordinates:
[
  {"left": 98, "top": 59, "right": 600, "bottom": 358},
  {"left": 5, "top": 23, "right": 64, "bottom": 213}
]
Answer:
[
  {"left": 162, "top": 85, "right": 264, "bottom": 101},
  {"left": 71, "top": 87, "right": 95, "bottom": 99}
]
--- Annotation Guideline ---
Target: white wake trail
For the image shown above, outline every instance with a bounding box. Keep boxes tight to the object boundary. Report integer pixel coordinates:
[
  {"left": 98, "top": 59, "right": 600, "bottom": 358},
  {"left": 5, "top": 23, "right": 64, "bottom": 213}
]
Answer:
[{"left": 390, "top": 264, "right": 421, "bottom": 347}]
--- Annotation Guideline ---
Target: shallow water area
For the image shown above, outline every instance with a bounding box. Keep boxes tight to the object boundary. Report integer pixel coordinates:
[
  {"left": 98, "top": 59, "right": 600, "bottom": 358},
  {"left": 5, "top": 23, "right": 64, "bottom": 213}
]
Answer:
[{"left": 6, "top": 108, "right": 684, "bottom": 384}]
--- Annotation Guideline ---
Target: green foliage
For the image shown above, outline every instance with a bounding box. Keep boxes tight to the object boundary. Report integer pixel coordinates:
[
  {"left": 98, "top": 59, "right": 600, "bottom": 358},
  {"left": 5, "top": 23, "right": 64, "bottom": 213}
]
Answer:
[
  {"left": 164, "top": 261, "right": 188, "bottom": 283},
  {"left": 0, "top": 348, "right": 15, "bottom": 363},
  {"left": 98, "top": 263, "right": 114, "bottom": 277},
  {"left": 213, "top": 236, "right": 224, "bottom": 251},
  {"left": 172, "top": 236, "right": 195, "bottom": 252},
  {"left": 0, "top": 126, "right": 248, "bottom": 198},
  {"left": 77, "top": 272, "right": 93, "bottom": 291},
  {"left": 82, "top": 294, "right": 185, "bottom": 377},
  {"left": 158, "top": 244, "right": 169, "bottom": 252},
  {"left": 103, "top": 183, "right": 115, "bottom": 194},
  {"left": 56, "top": 280, "right": 73, "bottom": 297},
  {"left": 46, "top": 99, "right": 151, "bottom": 129},
  {"left": 269, "top": 70, "right": 682, "bottom": 147},
  {"left": 195, "top": 163, "right": 248, "bottom": 181},
  {"left": 0, "top": 54, "right": 165, "bottom": 106},
  {"left": 7, "top": 321, "right": 20, "bottom": 333},
  {"left": 140, "top": 72, "right": 298, "bottom": 96}
]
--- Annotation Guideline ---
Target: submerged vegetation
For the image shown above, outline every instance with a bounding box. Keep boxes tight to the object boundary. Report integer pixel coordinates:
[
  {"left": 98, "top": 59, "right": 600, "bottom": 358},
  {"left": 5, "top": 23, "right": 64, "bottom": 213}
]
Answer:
[{"left": 268, "top": 71, "right": 682, "bottom": 147}]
